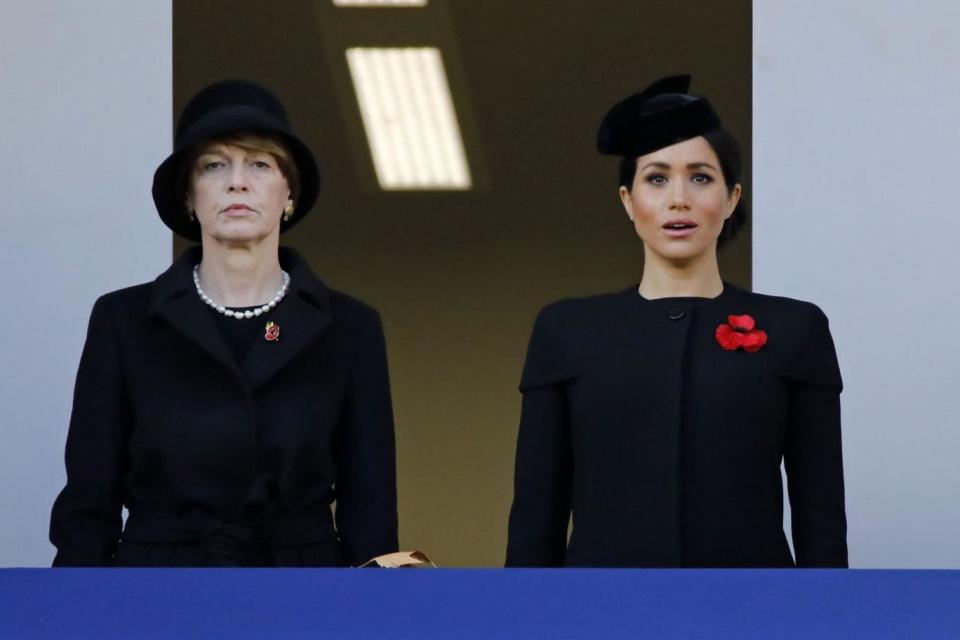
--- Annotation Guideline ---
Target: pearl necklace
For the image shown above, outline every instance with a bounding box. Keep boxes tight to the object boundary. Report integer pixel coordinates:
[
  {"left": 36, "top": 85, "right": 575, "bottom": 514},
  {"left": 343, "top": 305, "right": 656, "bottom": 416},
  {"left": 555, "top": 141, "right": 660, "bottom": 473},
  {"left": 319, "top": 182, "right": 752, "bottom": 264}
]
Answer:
[{"left": 193, "top": 264, "right": 291, "bottom": 319}]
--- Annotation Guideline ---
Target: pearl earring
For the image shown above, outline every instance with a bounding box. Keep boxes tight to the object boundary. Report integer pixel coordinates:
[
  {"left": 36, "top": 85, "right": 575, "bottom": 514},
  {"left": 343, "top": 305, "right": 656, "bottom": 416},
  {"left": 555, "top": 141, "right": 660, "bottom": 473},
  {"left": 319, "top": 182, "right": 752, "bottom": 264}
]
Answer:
[{"left": 283, "top": 202, "right": 294, "bottom": 222}]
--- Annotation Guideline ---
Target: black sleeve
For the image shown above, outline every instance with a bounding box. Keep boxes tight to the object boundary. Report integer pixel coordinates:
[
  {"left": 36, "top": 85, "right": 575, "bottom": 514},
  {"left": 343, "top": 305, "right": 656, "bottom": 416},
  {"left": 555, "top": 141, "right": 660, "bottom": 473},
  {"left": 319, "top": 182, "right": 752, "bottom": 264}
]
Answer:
[
  {"left": 334, "top": 310, "right": 399, "bottom": 566},
  {"left": 50, "top": 297, "right": 130, "bottom": 566},
  {"left": 783, "top": 306, "right": 848, "bottom": 567},
  {"left": 505, "top": 307, "right": 574, "bottom": 567}
]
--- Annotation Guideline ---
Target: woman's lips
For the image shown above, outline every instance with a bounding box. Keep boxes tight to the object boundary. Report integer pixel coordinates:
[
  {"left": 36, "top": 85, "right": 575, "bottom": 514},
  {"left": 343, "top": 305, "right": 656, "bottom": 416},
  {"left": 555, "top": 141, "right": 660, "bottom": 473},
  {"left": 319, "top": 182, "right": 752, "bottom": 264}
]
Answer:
[
  {"left": 662, "top": 219, "right": 698, "bottom": 237},
  {"left": 222, "top": 204, "right": 254, "bottom": 216}
]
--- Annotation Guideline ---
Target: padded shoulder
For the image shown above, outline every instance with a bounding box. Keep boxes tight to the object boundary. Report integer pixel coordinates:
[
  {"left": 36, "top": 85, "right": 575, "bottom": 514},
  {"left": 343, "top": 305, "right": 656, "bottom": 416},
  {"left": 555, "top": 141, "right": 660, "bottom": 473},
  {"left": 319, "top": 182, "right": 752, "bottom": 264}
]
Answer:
[
  {"left": 518, "top": 293, "right": 624, "bottom": 390},
  {"left": 749, "top": 292, "right": 843, "bottom": 391}
]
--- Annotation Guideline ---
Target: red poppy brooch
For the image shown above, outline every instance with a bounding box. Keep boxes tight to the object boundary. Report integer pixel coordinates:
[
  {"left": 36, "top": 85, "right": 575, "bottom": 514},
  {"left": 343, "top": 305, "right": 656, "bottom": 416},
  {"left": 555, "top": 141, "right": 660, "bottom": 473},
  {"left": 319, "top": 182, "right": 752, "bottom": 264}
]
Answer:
[
  {"left": 715, "top": 314, "right": 767, "bottom": 352},
  {"left": 264, "top": 321, "right": 280, "bottom": 342}
]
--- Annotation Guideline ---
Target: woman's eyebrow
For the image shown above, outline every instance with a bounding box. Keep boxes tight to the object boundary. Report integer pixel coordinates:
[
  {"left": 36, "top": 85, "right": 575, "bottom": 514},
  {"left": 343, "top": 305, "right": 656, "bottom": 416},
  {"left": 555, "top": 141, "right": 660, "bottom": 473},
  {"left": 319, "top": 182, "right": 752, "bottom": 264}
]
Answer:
[
  {"left": 640, "top": 161, "right": 671, "bottom": 171},
  {"left": 640, "top": 161, "right": 719, "bottom": 171}
]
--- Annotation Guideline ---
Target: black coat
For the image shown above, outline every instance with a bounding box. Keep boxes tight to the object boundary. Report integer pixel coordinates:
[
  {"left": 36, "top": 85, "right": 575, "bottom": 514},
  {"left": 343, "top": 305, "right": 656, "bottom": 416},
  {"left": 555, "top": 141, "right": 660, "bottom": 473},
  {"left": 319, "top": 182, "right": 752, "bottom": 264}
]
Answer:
[
  {"left": 506, "top": 284, "right": 847, "bottom": 568},
  {"left": 50, "top": 247, "right": 398, "bottom": 567}
]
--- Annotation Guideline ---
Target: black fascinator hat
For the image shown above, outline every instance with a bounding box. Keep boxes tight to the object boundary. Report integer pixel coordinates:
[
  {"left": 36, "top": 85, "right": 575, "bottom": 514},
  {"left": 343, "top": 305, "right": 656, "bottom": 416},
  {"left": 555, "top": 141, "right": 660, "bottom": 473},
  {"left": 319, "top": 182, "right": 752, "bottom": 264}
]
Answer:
[
  {"left": 152, "top": 80, "right": 321, "bottom": 241},
  {"left": 597, "top": 75, "right": 722, "bottom": 157},
  {"left": 598, "top": 75, "right": 747, "bottom": 246}
]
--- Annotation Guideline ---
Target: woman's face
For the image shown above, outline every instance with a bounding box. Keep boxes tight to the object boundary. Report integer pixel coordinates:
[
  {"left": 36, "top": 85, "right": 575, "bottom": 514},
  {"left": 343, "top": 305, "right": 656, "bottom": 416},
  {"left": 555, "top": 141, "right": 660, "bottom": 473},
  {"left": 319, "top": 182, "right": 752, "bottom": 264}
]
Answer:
[
  {"left": 186, "top": 142, "right": 292, "bottom": 244},
  {"left": 619, "top": 136, "right": 741, "bottom": 264}
]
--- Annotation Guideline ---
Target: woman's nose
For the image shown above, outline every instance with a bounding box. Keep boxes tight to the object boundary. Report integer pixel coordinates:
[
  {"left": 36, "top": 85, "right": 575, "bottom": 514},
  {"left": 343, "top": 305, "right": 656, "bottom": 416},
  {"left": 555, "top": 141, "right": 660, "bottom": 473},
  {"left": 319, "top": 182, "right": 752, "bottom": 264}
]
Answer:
[
  {"left": 227, "top": 165, "right": 249, "bottom": 192},
  {"left": 669, "top": 180, "right": 689, "bottom": 209}
]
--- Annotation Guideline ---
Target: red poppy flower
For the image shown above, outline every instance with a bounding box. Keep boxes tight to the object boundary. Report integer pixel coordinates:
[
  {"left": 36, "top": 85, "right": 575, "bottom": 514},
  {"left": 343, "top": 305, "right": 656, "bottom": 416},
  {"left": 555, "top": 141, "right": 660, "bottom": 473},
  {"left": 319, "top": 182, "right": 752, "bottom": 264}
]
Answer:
[
  {"left": 715, "top": 314, "right": 767, "bottom": 352},
  {"left": 715, "top": 323, "right": 743, "bottom": 350},
  {"left": 727, "top": 314, "right": 755, "bottom": 331},
  {"left": 264, "top": 321, "right": 280, "bottom": 342},
  {"left": 740, "top": 329, "right": 768, "bottom": 352}
]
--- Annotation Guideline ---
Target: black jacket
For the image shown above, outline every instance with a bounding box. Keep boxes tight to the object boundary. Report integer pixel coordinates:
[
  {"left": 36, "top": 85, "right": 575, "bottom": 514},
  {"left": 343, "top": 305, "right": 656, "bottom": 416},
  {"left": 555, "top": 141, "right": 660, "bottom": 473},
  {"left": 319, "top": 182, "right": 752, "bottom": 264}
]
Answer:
[
  {"left": 506, "top": 284, "right": 847, "bottom": 568},
  {"left": 50, "top": 247, "right": 398, "bottom": 567}
]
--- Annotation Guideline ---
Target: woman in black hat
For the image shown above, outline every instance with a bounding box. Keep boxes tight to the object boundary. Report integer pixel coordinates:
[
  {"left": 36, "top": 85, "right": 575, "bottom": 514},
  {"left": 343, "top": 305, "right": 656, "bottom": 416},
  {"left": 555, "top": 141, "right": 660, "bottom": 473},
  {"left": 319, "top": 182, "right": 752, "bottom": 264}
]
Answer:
[
  {"left": 50, "top": 80, "right": 398, "bottom": 567},
  {"left": 506, "top": 76, "right": 847, "bottom": 568}
]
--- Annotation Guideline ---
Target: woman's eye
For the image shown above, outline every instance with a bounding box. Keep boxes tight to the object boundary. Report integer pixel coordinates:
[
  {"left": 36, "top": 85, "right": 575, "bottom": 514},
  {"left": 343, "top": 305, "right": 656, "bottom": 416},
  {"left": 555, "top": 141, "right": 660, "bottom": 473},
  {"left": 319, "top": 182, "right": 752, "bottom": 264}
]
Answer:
[
  {"left": 202, "top": 161, "right": 224, "bottom": 171},
  {"left": 252, "top": 159, "right": 273, "bottom": 169},
  {"left": 692, "top": 173, "right": 714, "bottom": 184},
  {"left": 645, "top": 174, "right": 667, "bottom": 186}
]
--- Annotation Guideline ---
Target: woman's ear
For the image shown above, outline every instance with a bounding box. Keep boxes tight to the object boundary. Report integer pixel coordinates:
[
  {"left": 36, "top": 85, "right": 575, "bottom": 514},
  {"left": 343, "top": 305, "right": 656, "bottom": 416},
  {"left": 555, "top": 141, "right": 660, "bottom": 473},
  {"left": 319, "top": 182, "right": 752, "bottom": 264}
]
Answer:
[
  {"left": 725, "top": 184, "right": 742, "bottom": 219},
  {"left": 619, "top": 186, "right": 635, "bottom": 222}
]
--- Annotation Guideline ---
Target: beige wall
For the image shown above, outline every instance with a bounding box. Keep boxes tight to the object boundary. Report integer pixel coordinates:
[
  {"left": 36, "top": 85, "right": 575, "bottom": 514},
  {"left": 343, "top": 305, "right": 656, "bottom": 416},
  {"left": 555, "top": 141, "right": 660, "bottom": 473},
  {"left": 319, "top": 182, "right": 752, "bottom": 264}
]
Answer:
[{"left": 174, "top": 0, "right": 751, "bottom": 566}]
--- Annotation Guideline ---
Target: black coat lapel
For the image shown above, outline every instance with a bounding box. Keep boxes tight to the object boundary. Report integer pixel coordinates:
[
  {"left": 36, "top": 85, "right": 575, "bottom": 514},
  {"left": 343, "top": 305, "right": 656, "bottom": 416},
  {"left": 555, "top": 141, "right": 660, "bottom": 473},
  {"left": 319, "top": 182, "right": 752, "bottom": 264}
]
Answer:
[
  {"left": 240, "top": 292, "right": 331, "bottom": 391},
  {"left": 148, "top": 246, "right": 242, "bottom": 380},
  {"left": 241, "top": 247, "right": 332, "bottom": 391},
  {"left": 157, "top": 293, "right": 243, "bottom": 378},
  {"left": 148, "top": 246, "right": 333, "bottom": 391}
]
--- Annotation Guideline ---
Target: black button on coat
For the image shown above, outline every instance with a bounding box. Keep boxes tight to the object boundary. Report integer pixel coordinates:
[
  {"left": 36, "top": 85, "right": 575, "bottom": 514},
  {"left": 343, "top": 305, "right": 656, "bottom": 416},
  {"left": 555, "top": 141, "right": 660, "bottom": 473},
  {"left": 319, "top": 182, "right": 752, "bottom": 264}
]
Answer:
[
  {"left": 506, "top": 284, "right": 847, "bottom": 568},
  {"left": 50, "top": 247, "right": 398, "bottom": 567}
]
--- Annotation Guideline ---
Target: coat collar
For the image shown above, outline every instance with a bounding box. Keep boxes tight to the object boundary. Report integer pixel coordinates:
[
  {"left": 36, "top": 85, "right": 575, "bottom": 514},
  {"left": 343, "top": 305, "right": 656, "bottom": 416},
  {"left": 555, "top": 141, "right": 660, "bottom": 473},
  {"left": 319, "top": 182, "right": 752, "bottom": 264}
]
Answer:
[
  {"left": 624, "top": 281, "right": 748, "bottom": 324},
  {"left": 148, "top": 245, "right": 333, "bottom": 391}
]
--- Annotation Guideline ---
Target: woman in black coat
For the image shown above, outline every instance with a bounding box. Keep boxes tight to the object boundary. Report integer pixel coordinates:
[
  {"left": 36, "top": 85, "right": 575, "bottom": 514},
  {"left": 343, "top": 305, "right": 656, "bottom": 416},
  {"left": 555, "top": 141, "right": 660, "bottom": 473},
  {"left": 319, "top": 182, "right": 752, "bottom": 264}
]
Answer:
[
  {"left": 506, "top": 76, "right": 847, "bottom": 568},
  {"left": 50, "top": 80, "right": 398, "bottom": 567}
]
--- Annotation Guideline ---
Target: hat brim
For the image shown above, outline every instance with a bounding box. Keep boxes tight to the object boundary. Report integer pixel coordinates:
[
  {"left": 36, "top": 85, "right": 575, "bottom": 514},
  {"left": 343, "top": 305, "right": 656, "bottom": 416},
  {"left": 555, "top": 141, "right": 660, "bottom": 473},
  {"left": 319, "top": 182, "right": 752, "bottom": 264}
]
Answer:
[{"left": 152, "top": 105, "right": 320, "bottom": 242}]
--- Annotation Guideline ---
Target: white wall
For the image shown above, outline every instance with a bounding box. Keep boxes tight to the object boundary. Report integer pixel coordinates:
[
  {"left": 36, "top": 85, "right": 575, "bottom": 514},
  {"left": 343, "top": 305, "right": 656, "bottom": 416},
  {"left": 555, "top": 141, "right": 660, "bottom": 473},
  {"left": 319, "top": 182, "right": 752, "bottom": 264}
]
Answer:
[
  {"left": 755, "top": 1, "right": 960, "bottom": 567},
  {"left": 0, "top": 1, "right": 171, "bottom": 566}
]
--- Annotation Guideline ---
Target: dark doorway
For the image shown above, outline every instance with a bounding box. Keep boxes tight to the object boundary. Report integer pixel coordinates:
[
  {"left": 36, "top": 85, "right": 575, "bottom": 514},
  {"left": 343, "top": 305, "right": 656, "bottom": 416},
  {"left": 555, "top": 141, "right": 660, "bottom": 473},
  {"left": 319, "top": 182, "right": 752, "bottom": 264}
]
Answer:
[{"left": 174, "top": 0, "right": 751, "bottom": 566}]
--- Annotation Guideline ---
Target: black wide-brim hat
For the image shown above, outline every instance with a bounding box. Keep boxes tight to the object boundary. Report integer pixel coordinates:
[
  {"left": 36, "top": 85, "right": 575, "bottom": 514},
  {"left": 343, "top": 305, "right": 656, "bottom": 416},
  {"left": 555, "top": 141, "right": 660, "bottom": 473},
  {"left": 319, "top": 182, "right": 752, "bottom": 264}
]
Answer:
[
  {"left": 152, "top": 79, "right": 321, "bottom": 241},
  {"left": 597, "top": 75, "right": 722, "bottom": 157}
]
